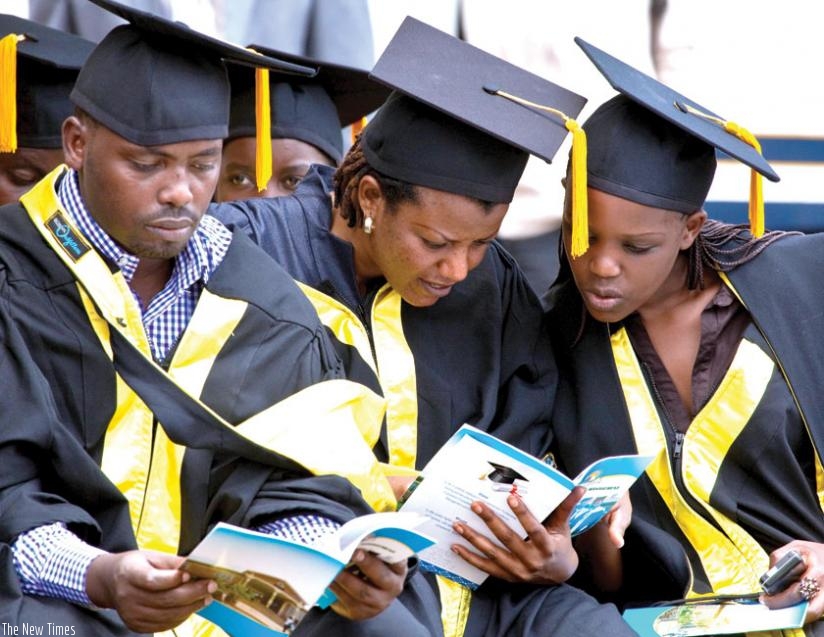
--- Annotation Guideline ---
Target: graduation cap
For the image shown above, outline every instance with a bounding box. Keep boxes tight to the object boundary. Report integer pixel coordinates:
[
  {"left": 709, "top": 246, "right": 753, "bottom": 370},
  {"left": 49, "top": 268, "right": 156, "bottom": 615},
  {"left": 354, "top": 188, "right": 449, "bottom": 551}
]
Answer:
[
  {"left": 571, "top": 37, "right": 779, "bottom": 257},
  {"left": 365, "top": 16, "right": 586, "bottom": 204},
  {"left": 0, "top": 14, "right": 95, "bottom": 152},
  {"left": 485, "top": 461, "right": 527, "bottom": 485},
  {"left": 228, "top": 47, "right": 390, "bottom": 189},
  {"left": 69, "top": 0, "right": 315, "bottom": 147}
]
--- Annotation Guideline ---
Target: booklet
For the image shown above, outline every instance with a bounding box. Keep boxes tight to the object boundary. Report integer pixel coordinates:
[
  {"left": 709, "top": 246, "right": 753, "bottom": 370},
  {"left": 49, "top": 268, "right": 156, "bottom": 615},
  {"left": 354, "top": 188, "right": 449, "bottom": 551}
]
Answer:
[
  {"left": 397, "top": 424, "right": 653, "bottom": 588},
  {"left": 623, "top": 599, "right": 808, "bottom": 636},
  {"left": 182, "top": 512, "right": 435, "bottom": 636}
]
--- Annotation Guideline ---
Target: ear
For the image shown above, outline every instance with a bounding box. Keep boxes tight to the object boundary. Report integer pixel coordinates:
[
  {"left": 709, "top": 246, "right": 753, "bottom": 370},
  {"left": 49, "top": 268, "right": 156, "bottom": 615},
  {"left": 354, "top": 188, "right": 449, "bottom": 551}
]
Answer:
[
  {"left": 680, "top": 210, "right": 707, "bottom": 250},
  {"left": 356, "top": 174, "right": 384, "bottom": 220},
  {"left": 62, "top": 115, "right": 88, "bottom": 171}
]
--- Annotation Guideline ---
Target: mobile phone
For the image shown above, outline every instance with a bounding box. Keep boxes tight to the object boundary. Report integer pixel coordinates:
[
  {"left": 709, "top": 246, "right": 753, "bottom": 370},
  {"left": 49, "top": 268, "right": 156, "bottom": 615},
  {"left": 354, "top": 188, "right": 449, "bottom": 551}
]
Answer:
[{"left": 759, "top": 549, "right": 805, "bottom": 595}]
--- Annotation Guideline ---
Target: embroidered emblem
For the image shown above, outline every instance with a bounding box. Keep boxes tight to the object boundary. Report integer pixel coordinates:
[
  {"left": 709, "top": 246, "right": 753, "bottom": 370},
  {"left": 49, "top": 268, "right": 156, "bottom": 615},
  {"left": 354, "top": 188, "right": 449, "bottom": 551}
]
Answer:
[{"left": 46, "top": 212, "right": 90, "bottom": 261}]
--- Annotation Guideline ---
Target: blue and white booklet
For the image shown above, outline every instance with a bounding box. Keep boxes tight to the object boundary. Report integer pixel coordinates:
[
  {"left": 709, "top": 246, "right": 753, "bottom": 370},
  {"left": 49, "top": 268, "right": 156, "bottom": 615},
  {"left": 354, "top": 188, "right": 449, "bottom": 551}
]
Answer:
[
  {"left": 182, "top": 512, "right": 435, "bottom": 636},
  {"left": 397, "top": 424, "right": 653, "bottom": 588},
  {"left": 623, "top": 599, "right": 808, "bottom": 636}
]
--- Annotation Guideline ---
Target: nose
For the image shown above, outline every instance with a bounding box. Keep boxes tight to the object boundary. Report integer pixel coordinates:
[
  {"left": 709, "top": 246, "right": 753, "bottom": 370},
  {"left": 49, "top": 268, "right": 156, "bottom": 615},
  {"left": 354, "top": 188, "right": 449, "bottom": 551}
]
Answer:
[
  {"left": 159, "top": 169, "right": 194, "bottom": 209},
  {"left": 437, "top": 248, "right": 471, "bottom": 283},
  {"left": 588, "top": 248, "right": 621, "bottom": 279}
]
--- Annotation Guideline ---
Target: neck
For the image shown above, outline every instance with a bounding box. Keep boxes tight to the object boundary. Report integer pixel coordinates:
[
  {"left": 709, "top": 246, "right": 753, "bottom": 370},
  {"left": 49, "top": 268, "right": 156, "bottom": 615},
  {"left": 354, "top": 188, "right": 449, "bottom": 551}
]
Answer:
[
  {"left": 330, "top": 208, "right": 383, "bottom": 295},
  {"left": 131, "top": 257, "right": 174, "bottom": 308},
  {"left": 638, "top": 255, "right": 720, "bottom": 323}
]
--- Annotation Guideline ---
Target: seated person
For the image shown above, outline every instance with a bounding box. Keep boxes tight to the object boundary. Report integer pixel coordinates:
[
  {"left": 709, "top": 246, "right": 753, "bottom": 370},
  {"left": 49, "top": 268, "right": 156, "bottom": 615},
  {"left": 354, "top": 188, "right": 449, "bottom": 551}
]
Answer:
[
  {"left": 214, "top": 17, "right": 639, "bottom": 637},
  {"left": 217, "top": 48, "right": 389, "bottom": 200},
  {"left": 0, "top": 2, "right": 441, "bottom": 635},
  {"left": 0, "top": 14, "right": 93, "bottom": 205},
  {"left": 545, "top": 38, "right": 824, "bottom": 632}
]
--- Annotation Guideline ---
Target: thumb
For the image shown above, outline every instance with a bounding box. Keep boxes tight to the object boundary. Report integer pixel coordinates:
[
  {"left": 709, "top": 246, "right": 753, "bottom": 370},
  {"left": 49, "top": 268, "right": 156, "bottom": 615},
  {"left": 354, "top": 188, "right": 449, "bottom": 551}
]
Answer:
[{"left": 547, "top": 486, "right": 586, "bottom": 528}]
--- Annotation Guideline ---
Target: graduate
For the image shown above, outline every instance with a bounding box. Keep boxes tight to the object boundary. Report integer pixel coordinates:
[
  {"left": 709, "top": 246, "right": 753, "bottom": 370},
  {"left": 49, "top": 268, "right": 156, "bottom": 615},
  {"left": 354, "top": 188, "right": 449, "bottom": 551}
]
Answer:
[
  {"left": 214, "top": 17, "right": 640, "bottom": 637},
  {"left": 0, "top": 1, "right": 443, "bottom": 635},
  {"left": 544, "top": 38, "right": 824, "bottom": 633},
  {"left": 216, "top": 47, "right": 389, "bottom": 200},
  {"left": 0, "top": 14, "right": 94, "bottom": 205}
]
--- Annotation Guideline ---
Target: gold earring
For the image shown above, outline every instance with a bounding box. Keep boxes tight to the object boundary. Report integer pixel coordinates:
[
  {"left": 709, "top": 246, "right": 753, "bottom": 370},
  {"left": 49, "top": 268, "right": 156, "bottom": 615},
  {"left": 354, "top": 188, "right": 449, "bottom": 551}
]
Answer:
[{"left": 363, "top": 216, "right": 374, "bottom": 235}]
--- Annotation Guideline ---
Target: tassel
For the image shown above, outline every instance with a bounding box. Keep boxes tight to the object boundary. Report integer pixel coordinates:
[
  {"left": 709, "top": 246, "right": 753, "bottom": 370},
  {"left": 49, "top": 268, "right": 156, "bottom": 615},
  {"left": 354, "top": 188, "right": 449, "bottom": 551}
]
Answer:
[
  {"left": 254, "top": 66, "right": 272, "bottom": 192},
  {"left": 0, "top": 33, "right": 20, "bottom": 153},
  {"left": 725, "top": 121, "right": 764, "bottom": 237},
  {"left": 480, "top": 85, "right": 590, "bottom": 256},
  {"left": 351, "top": 116, "right": 367, "bottom": 146},
  {"left": 675, "top": 102, "right": 766, "bottom": 238},
  {"left": 566, "top": 119, "right": 589, "bottom": 258}
]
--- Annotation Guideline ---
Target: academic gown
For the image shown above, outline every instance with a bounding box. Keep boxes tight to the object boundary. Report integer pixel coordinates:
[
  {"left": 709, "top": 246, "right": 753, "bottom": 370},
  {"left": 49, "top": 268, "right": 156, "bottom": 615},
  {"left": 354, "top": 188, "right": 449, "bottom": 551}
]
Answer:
[
  {"left": 546, "top": 231, "right": 824, "bottom": 636},
  {"left": 0, "top": 168, "right": 442, "bottom": 637},
  {"left": 212, "top": 166, "right": 639, "bottom": 637}
]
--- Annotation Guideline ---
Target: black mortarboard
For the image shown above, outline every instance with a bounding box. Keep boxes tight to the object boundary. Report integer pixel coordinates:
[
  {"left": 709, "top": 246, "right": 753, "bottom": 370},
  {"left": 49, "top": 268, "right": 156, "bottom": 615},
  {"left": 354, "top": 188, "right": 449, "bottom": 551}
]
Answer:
[
  {"left": 69, "top": 0, "right": 315, "bottom": 147},
  {"left": 485, "top": 462, "right": 527, "bottom": 485},
  {"left": 228, "top": 47, "right": 390, "bottom": 163},
  {"left": 0, "top": 14, "right": 94, "bottom": 151},
  {"left": 364, "top": 16, "right": 586, "bottom": 204},
  {"left": 572, "top": 37, "right": 778, "bottom": 254}
]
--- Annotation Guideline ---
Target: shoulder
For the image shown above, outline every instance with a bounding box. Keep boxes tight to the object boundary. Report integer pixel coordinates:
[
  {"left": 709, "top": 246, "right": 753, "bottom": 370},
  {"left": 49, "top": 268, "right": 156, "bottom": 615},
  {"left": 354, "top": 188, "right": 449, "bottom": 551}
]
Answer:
[{"left": 209, "top": 230, "right": 325, "bottom": 332}]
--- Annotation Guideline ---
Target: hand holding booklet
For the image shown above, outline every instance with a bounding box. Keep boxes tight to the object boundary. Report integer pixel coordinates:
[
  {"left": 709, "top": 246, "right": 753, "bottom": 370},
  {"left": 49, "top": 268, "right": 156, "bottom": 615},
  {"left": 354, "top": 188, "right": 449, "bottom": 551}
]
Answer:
[
  {"left": 397, "top": 424, "right": 653, "bottom": 588},
  {"left": 181, "top": 512, "right": 434, "bottom": 636}
]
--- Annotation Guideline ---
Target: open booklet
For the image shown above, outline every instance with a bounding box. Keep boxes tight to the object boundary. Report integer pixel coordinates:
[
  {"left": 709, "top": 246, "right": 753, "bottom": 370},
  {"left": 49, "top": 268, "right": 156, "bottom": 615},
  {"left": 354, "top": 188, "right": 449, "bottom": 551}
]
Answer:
[
  {"left": 623, "top": 598, "right": 808, "bottom": 636},
  {"left": 397, "top": 424, "right": 653, "bottom": 588},
  {"left": 181, "top": 512, "right": 435, "bottom": 636}
]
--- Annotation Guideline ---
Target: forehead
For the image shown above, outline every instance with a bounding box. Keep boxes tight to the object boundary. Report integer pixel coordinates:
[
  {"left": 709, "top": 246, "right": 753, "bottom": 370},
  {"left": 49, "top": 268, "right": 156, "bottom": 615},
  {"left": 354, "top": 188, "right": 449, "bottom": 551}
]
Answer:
[
  {"left": 397, "top": 184, "right": 508, "bottom": 235},
  {"left": 584, "top": 188, "right": 685, "bottom": 232}
]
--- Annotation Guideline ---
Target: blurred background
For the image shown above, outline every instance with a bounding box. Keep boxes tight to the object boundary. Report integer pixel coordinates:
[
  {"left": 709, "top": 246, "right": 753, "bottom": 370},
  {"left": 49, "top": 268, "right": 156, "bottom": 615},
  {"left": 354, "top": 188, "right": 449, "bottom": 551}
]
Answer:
[{"left": 3, "top": 0, "right": 821, "bottom": 291}]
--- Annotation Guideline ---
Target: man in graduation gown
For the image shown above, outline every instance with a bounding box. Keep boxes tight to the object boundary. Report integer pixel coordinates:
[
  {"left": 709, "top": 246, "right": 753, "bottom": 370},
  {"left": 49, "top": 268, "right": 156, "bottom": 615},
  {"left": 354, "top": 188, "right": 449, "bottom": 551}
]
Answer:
[
  {"left": 544, "top": 39, "right": 824, "bottom": 635},
  {"left": 0, "top": 4, "right": 442, "bottom": 636}
]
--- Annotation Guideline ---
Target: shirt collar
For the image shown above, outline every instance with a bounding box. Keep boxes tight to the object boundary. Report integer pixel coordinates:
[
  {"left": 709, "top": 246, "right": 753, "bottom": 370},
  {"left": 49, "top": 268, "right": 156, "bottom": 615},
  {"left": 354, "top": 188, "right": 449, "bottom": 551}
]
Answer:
[{"left": 56, "top": 168, "right": 231, "bottom": 286}]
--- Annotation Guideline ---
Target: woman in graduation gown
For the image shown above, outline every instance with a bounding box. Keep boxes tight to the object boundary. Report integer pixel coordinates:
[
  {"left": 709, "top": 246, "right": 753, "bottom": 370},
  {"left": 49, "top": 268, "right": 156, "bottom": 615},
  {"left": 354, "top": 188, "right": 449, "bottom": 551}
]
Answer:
[
  {"left": 212, "top": 17, "right": 640, "bottom": 637},
  {"left": 544, "top": 39, "right": 824, "bottom": 635}
]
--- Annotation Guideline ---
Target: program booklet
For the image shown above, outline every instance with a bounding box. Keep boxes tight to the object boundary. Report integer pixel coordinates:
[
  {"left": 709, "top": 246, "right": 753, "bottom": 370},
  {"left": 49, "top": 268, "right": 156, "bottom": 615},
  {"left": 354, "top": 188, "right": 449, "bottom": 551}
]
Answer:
[
  {"left": 623, "top": 599, "right": 808, "bottom": 636},
  {"left": 397, "top": 424, "right": 653, "bottom": 588},
  {"left": 182, "top": 512, "right": 435, "bottom": 636}
]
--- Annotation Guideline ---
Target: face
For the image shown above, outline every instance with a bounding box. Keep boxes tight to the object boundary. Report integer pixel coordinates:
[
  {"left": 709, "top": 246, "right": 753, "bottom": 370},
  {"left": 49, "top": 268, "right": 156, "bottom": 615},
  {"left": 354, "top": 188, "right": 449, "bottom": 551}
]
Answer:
[
  {"left": 562, "top": 188, "right": 702, "bottom": 323},
  {"left": 63, "top": 115, "right": 221, "bottom": 261},
  {"left": 215, "top": 136, "right": 335, "bottom": 201},
  {"left": 360, "top": 179, "right": 508, "bottom": 307},
  {"left": 0, "top": 147, "right": 65, "bottom": 205}
]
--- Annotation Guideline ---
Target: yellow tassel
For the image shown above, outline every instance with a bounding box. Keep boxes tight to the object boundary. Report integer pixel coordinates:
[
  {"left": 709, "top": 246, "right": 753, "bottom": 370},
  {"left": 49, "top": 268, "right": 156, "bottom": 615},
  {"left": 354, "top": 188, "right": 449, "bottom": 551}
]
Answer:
[
  {"left": 724, "top": 121, "right": 764, "bottom": 237},
  {"left": 0, "top": 33, "right": 20, "bottom": 153},
  {"left": 480, "top": 86, "right": 590, "bottom": 256},
  {"left": 567, "top": 119, "right": 589, "bottom": 258},
  {"left": 254, "top": 66, "right": 272, "bottom": 192},
  {"left": 351, "top": 116, "right": 367, "bottom": 146}
]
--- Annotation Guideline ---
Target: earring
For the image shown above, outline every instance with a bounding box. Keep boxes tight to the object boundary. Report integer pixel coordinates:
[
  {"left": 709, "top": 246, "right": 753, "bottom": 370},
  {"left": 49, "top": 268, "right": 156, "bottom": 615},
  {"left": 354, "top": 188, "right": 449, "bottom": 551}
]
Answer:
[{"left": 363, "top": 216, "right": 374, "bottom": 235}]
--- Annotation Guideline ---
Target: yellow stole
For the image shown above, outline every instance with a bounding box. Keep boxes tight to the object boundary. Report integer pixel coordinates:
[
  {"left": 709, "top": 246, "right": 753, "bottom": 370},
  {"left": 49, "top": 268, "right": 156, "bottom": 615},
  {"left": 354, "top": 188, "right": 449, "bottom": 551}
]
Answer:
[
  {"left": 21, "top": 168, "right": 395, "bottom": 636},
  {"left": 611, "top": 324, "right": 808, "bottom": 637}
]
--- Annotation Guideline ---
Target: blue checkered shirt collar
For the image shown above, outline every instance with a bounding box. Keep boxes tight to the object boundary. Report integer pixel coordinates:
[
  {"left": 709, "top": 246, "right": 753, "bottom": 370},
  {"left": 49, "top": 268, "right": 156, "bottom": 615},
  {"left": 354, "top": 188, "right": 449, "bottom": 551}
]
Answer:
[{"left": 56, "top": 169, "right": 232, "bottom": 361}]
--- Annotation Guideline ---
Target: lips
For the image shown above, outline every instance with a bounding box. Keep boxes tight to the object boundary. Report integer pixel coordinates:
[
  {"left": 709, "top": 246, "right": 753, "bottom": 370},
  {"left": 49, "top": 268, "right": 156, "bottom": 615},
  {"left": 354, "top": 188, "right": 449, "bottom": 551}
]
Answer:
[
  {"left": 420, "top": 279, "right": 454, "bottom": 299},
  {"left": 583, "top": 288, "right": 622, "bottom": 313}
]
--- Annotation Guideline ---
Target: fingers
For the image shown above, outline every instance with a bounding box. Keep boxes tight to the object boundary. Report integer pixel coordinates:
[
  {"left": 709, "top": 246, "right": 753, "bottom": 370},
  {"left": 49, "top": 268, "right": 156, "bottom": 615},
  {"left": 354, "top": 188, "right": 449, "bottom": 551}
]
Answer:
[
  {"left": 87, "top": 550, "right": 216, "bottom": 633},
  {"left": 760, "top": 541, "right": 824, "bottom": 623},
  {"left": 329, "top": 551, "right": 406, "bottom": 621},
  {"left": 451, "top": 498, "right": 578, "bottom": 584}
]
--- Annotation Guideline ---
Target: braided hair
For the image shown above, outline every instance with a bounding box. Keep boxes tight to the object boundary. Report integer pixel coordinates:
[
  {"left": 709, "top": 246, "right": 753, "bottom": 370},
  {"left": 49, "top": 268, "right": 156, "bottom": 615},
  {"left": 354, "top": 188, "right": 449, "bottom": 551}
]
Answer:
[
  {"left": 686, "top": 219, "right": 800, "bottom": 289},
  {"left": 332, "top": 135, "right": 418, "bottom": 228}
]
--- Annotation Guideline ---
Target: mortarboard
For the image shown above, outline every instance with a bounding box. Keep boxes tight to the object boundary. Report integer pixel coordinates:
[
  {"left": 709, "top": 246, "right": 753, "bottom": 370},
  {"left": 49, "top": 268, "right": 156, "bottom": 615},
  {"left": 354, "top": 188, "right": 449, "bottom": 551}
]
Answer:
[
  {"left": 571, "top": 37, "right": 779, "bottom": 256},
  {"left": 364, "top": 16, "right": 586, "bottom": 204},
  {"left": 485, "top": 461, "right": 527, "bottom": 485},
  {"left": 69, "top": 0, "right": 315, "bottom": 147},
  {"left": 0, "top": 14, "right": 95, "bottom": 152},
  {"left": 227, "top": 47, "right": 390, "bottom": 187}
]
